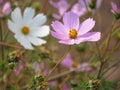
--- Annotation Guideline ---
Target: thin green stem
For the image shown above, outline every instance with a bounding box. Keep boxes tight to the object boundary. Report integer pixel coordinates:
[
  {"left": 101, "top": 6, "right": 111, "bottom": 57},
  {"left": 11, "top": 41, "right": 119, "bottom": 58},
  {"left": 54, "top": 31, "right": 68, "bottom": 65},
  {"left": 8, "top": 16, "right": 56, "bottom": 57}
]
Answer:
[
  {"left": 48, "top": 46, "right": 71, "bottom": 78},
  {"left": 97, "top": 20, "right": 116, "bottom": 79},
  {"left": 95, "top": 42, "right": 102, "bottom": 60},
  {"left": 48, "top": 68, "right": 78, "bottom": 81},
  {"left": 103, "top": 61, "right": 120, "bottom": 75},
  {"left": 0, "top": 21, "right": 4, "bottom": 60}
]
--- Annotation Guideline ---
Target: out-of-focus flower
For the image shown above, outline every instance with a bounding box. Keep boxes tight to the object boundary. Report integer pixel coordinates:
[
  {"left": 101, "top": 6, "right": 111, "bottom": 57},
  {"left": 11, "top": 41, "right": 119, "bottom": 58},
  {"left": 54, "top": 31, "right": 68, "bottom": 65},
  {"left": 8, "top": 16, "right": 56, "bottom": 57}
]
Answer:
[
  {"left": 8, "top": 7, "right": 50, "bottom": 50},
  {"left": 49, "top": 0, "right": 70, "bottom": 20},
  {"left": 61, "top": 53, "right": 92, "bottom": 71},
  {"left": 71, "top": 0, "right": 87, "bottom": 17},
  {"left": 51, "top": 12, "right": 101, "bottom": 45},
  {"left": 63, "top": 83, "right": 69, "bottom": 90},
  {"left": 0, "top": 0, "right": 3, "bottom": 4},
  {"left": 72, "top": 0, "right": 102, "bottom": 16},
  {"left": 14, "top": 60, "right": 24, "bottom": 75},
  {"left": 111, "top": 2, "right": 120, "bottom": 20},
  {"left": 0, "top": 2, "right": 11, "bottom": 18}
]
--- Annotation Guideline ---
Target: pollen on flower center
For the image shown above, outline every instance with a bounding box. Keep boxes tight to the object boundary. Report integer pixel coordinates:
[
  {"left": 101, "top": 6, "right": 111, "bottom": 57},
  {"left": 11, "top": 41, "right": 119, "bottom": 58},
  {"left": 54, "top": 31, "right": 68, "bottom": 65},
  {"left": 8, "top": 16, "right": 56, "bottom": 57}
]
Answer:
[
  {"left": 21, "top": 26, "right": 30, "bottom": 35},
  {"left": 72, "top": 61, "right": 78, "bottom": 68},
  {"left": 69, "top": 29, "right": 78, "bottom": 39}
]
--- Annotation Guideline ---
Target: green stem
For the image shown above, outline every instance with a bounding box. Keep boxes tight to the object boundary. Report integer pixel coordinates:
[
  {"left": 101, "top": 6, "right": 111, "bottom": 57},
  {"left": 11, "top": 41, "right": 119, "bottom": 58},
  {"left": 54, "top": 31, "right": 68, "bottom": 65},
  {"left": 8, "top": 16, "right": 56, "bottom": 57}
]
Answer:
[
  {"left": 48, "top": 46, "right": 71, "bottom": 78},
  {"left": 0, "top": 21, "right": 4, "bottom": 60},
  {"left": 97, "top": 20, "right": 116, "bottom": 79},
  {"left": 48, "top": 69, "right": 74, "bottom": 81}
]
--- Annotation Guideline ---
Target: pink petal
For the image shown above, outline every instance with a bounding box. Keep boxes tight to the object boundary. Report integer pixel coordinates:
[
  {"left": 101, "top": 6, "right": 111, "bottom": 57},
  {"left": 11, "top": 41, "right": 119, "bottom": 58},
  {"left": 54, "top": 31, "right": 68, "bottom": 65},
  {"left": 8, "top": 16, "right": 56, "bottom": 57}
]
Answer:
[
  {"left": 61, "top": 53, "right": 73, "bottom": 69},
  {"left": 52, "top": 13, "right": 61, "bottom": 20},
  {"left": 78, "top": 18, "right": 95, "bottom": 35},
  {"left": 63, "top": 83, "right": 69, "bottom": 90},
  {"left": 50, "top": 0, "right": 69, "bottom": 15},
  {"left": 71, "top": 3, "right": 87, "bottom": 17},
  {"left": 14, "top": 60, "right": 24, "bottom": 75},
  {"left": 51, "top": 21, "right": 67, "bottom": 34},
  {"left": 59, "top": 39, "right": 75, "bottom": 45},
  {"left": 80, "top": 62, "right": 92, "bottom": 72},
  {"left": 2, "top": 2, "right": 11, "bottom": 15},
  {"left": 0, "top": 0, "right": 3, "bottom": 4},
  {"left": 63, "top": 12, "right": 79, "bottom": 30},
  {"left": 51, "top": 31, "right": 69, "bottom": 40},
  {"left": 111, "top": 2, "right": 120, "bottom": 13},
  {"left": 80, "top": 32, "right": 101, "bottom": 41},
  {"left": 75, "top": 32, "right": 101, "bottom": 44}
]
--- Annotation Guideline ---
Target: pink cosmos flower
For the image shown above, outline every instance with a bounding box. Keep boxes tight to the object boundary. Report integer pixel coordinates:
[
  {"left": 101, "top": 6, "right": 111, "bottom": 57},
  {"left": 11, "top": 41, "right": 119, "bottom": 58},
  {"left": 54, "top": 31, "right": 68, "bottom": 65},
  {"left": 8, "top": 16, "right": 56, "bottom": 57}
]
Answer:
[
  {"left": 51, "top": 12, "right": 101, "bottom": 45},
  {"left": 0, "top": 2, "right": 11, "bottom": 17},
  {"left": 111, "top": 2, "right": 120, "bottom": 14},
  {"left": 61, "top": 53, "right": 92, "bottom": 72},
  {"left": 49, "top": 0, "right": 70, "bottom": 20}
]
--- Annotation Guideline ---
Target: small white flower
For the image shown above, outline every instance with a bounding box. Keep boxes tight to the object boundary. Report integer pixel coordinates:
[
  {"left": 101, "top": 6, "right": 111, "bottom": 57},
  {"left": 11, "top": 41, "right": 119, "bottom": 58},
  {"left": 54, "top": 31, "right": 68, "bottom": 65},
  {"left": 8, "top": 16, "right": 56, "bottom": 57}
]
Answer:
[{"left": 8, "top": 7, "right": 50, "bottom": 50}]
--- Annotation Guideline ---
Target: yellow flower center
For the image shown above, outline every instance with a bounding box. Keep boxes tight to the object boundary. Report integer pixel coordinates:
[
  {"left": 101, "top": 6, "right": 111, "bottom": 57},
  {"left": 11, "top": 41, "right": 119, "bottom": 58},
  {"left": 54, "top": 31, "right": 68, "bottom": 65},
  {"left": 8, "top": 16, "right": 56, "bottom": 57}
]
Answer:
[
  {"left": 72, "top": 61, "right": 78, "bottom": 68},
  {"left": 21, "top": 26, "right": 30, "bottom": 35},
  {"left": 69, "top": 29, "right": 78, "bottom": 39}
]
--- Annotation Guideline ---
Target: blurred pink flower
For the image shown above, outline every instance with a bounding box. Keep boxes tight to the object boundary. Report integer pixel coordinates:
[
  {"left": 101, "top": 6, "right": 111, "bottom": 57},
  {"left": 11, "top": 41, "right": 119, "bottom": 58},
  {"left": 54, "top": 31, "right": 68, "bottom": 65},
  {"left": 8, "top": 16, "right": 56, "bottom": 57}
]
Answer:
[
  {"left": 63, "top": 83, "right": 69, "bottom": 90},
  {"left": 13, "top": 60, "right": 24, "bottom": 75},
  {"left": 0, "top": 0, "right": 3, "bottom": 4},
  {"left": 49, "top": 0, "right": 70, "bottom": 20},
  {"left": 71, "top": 0, "right": 87, "bottom": 17},
  {"left": 51, "top": 12, "right": 101, "bottom": 45},
  {"left": 111, "top": 2, "right": 120, "bottom": 14},
  {"left": 0, "top": 2, "right": 11, "bottom": 17},
  {"left": 61, "top": 53, "right": 92, "bottom": 72},
  {"left": 72, "top": 0, "right": 102, "bottom": 16}
]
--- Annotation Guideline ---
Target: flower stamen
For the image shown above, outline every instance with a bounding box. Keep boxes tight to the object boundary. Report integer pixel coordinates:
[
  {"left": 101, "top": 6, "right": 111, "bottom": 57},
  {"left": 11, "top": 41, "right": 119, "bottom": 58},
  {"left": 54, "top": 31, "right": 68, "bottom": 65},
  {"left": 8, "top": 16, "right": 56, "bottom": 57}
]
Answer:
[
  {"left": 69, "top": 29, "right": 78, "bottom": 39},
  {"left": 21, "top": 26, "right": 30, "bottom": 35},
  {"left": 72, "top": 61, "right": 78, "bottom": 68}
]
